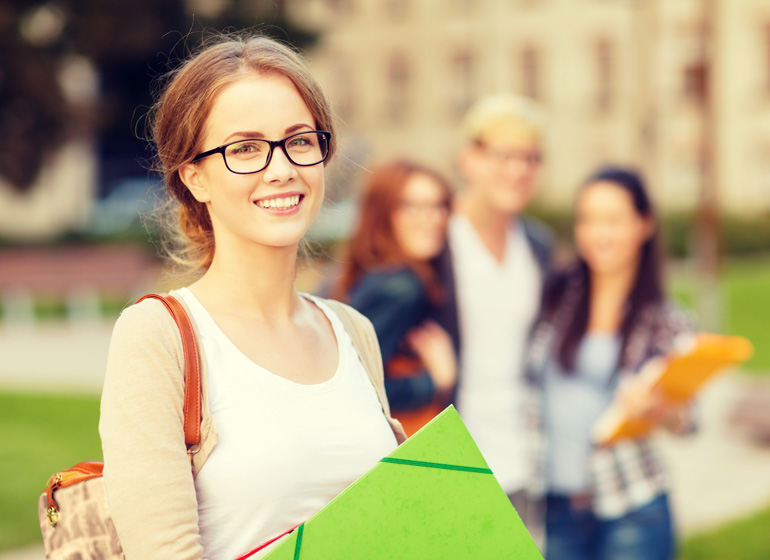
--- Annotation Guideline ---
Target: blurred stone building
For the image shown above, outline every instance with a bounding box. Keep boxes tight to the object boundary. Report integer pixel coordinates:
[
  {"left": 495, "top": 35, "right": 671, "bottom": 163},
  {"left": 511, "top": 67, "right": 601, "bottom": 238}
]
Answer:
[{"left": 287, "top": 0, "right": 770, "bottom": 214}]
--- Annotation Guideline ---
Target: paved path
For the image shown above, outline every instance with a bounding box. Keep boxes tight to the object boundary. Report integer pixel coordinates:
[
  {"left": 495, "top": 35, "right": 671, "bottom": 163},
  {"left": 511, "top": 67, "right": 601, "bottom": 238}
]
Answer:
[
  {"left": 3, "top": 325, "right": 770, "bottom": 559},
  {"left": 0, "top": 321, "right": 113, "bottom": 393},
  {"left": 658, "top": 373, "right": 770, "bottom": 534}
]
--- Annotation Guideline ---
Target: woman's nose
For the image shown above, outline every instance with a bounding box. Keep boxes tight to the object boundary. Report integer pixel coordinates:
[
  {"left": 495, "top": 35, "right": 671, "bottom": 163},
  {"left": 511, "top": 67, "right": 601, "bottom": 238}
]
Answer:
[{"left": 262, "top": 145, "right": 297, "bottom": 184}]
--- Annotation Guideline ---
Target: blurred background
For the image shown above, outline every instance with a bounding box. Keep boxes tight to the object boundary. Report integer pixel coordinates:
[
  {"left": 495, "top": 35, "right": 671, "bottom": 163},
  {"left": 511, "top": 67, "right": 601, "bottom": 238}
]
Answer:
[{"left": 1, "top": 0, "right": 770, "bottom": 558}]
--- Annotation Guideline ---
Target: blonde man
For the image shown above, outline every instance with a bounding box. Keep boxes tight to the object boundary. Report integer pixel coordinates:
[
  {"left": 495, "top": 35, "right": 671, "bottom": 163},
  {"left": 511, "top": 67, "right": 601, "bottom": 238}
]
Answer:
[{"left": 433, "top": 94, "right": 553, "bottom": 531}]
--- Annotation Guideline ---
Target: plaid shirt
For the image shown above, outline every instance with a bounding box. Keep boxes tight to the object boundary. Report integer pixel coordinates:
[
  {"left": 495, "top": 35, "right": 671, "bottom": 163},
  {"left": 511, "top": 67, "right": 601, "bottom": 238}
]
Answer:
[{"left": 523, "top": 270, "right": 696, "bottom": 519}]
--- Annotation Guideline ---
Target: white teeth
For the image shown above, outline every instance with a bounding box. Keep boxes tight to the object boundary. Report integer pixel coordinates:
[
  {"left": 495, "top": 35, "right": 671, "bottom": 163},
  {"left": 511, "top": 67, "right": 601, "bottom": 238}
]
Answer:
[{"left": 256, "top": 195, "right": 300, "bottom": 209}]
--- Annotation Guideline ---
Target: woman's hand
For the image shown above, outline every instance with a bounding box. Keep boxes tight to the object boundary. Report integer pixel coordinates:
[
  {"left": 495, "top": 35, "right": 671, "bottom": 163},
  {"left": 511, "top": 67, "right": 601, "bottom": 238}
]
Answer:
[
  {"left": 614, "top": 358, "right": 692, "bottom": 433},
  {"left": 406, "top": 320, "right": 457, "bottom": 393}
]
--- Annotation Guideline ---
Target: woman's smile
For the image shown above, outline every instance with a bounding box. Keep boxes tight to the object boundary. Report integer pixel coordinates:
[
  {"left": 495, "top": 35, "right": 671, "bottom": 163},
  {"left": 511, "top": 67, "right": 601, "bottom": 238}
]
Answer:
[{"left": 254, "top": 193, "right": 304, "bottom": 213}]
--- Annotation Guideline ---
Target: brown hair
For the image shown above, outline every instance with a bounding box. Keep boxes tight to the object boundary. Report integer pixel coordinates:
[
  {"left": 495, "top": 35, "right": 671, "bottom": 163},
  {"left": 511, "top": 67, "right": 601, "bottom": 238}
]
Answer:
[
  {"left": 335, "top": 159, "right": 453, "bottom": 304},
  {"left": 149, "top": 34, "right": 336, "bottom": 276}
]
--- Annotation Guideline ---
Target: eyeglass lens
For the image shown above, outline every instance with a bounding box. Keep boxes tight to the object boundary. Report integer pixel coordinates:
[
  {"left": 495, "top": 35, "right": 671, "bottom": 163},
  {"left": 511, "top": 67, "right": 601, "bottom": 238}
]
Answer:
[{"left": 224, "top": 132, "right": 328, "bottom": 173}]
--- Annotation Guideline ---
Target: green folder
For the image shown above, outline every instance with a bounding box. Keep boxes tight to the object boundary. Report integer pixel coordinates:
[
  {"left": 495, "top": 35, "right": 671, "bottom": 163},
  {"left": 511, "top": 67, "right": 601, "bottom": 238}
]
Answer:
[{"left": 263, "top": 405, "right": 543, "bottom": 559}]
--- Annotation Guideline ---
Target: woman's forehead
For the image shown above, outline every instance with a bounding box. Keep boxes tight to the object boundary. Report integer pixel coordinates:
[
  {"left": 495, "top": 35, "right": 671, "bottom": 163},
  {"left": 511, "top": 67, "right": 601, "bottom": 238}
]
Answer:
[{"left": 203, "top": 73, "right": 313, "bottom": 142}]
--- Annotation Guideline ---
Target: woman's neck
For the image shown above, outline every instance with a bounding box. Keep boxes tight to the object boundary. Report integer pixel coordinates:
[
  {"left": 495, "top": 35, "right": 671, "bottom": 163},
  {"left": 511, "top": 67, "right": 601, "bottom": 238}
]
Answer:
[
  {"left": 190, "top": 240, "right": 301, "bottom": 323},
  {"left": 587, "top": 265, "right": 637, "bottom": 334}
]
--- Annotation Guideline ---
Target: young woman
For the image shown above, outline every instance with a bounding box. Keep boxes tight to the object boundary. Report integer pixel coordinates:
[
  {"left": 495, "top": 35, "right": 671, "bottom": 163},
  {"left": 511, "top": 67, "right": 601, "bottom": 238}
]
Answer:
[
  {"left": 524, "top": 167, "right": 695, "bottom": 560},
  {"left": 335, "top": 159, "right": 457, "bottom": 435},
  {"left": 99, "top": 35, "right": 406, "bottom": 560}
]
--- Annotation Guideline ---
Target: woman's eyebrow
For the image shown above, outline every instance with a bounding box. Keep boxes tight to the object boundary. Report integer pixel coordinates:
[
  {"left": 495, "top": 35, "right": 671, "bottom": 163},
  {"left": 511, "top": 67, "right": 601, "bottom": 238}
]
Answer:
[
  {"left": 285, "top": 123, "right": 315, "bottom": 135},
  {"left": 222, "top": 124, "right": 314, "bottom": 144},
  {"left": 223, "top": 131, "right": 265, "bottom": 143}
]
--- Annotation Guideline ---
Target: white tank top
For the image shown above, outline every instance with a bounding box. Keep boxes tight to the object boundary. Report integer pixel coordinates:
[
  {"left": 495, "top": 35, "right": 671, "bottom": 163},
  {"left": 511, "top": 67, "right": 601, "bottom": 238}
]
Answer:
[{"left": 174, "top": 289, "right": 398, "bottom": 560}]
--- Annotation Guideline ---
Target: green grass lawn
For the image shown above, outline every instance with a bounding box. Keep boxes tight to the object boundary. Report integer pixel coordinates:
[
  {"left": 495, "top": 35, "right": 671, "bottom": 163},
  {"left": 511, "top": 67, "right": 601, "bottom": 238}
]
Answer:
[
  {"left": 0, "top": 392, "right": 102, "bottom": 551},
  {"left": 679, "top": 504, "right": 770, "bottom": 560},
  {"left": 669, "top": 257, "right": 770, "bottom": 372},
  {"left": 722, "top": 259, "right": 770, "bottom": 371}
]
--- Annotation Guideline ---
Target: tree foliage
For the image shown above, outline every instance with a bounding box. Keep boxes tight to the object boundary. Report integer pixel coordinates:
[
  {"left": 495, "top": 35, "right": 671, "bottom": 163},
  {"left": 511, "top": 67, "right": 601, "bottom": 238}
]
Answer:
[{"left": 0, "top": 0, "right": 317, "bottom": 192}]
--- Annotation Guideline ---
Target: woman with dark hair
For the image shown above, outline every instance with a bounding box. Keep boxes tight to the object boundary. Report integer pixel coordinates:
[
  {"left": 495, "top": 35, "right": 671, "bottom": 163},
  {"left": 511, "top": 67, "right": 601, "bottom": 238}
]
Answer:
[
  {"left": 336, "top": 159, "right": 457, "bottom": 435},
  {"left": 525, "top": 166, "right": 695, "bottom": 560}
]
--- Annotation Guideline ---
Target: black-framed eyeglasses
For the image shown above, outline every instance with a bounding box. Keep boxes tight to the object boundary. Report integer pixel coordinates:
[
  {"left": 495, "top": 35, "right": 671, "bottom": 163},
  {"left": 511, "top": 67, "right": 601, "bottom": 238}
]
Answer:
[
  {"left": 473, "top": 139, "right": 543, "bottom": 167},
  {"left": 191, "top": 130, "right": 331, "bottom": 174}
]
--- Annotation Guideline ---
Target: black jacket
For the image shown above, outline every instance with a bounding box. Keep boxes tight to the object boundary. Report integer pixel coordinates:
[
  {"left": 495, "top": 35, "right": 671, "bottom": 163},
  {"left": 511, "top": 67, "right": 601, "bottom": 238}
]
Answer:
[{"left": 348, "top": 267, "right": 437, "bottom": 411}]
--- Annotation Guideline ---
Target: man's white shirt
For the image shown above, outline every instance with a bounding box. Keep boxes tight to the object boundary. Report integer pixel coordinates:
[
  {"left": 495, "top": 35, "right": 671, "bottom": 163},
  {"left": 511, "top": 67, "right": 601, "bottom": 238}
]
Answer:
[{"left": 449, "top": 214, "right": 542, "bottom": 494}]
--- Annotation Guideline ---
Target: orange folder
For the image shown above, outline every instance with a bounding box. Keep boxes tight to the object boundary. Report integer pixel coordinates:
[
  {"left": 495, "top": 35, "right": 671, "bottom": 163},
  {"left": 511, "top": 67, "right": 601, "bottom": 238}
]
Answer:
[{"left": 593, "top": 333, "right": 754, "bottom": 446}]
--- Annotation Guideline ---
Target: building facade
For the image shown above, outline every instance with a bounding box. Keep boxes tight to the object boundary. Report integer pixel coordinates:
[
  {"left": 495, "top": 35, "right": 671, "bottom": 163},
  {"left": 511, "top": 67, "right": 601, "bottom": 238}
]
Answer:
[{"left": 288, "top": 0, "right": 770, "bottom": 213}]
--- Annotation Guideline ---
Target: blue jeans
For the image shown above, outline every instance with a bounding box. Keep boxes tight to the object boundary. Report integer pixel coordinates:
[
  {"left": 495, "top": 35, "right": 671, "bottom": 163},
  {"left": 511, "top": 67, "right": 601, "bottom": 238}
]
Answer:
[{"left": 545, "top": 493, "right": 675, "bottom": 560}]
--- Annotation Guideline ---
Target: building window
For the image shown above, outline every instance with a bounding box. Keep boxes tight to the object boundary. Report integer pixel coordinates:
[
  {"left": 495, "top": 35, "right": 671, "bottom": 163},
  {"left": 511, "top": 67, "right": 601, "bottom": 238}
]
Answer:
[
  {"left": 449, "top": 50, "right": 475, "bottom": 119},
  {"left": 595, "top": 38, "right": 613, "bottom": 113},
  {"left": 329, "top": 55, "right": 356, "bottom": 122},
  {"left": 383, "top": 0, "right": 409, "bottom": 20},
  {"left": 764, "top": 24, "right": 770, "bottom": 95},
  {"left": 520, "top": 46, "right": 540, "bottom": 100},
  {"left": 513, "top": 0, "right": 544, "bottom": 8},
  {"left": 682, "top": 60, "right": 707, "bottom": 103},
  {"left": 449, "top": 0, "right": 477, "bottom": 14},
  {"left": 329, "top": 0, "right": 355, "bottom": 16},
  {"left": 386, "top": 54, "right": 410, "bottom": 124},
  {"left": 677, "top": 26, "right": 707, "bottom": 104}
]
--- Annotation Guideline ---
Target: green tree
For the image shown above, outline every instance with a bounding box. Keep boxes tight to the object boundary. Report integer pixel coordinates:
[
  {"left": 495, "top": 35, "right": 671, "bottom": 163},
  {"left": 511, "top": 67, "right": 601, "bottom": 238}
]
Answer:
[{"left": 0, "top": 0, "right": 317, "bottom": 193}]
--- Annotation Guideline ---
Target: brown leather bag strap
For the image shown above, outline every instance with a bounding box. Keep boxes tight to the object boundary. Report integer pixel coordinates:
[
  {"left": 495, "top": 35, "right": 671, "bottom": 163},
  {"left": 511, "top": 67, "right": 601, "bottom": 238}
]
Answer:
[{"left": 136, "top": 293, "right": 202, "bottom": 447}]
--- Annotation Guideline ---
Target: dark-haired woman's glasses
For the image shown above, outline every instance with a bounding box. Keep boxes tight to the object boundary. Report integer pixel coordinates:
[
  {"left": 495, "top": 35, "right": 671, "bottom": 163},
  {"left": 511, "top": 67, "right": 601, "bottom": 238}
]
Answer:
[{"left": 191, "top": 130, "right": 331, "bottom": 174}]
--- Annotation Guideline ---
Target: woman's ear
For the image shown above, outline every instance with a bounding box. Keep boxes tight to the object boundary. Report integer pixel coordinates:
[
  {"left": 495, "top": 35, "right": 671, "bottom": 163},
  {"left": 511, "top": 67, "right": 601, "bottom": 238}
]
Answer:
[
  {"left": 643, "top": 215, "right": 657, "bottom": 241},
  {"left": 178, "top": 163, "right": 211, "bottom": 203}
]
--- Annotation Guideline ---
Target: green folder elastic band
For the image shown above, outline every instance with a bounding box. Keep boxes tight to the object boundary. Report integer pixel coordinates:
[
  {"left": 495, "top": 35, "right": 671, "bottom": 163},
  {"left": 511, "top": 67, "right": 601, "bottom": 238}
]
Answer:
[
  {"left": 293, "top": 523, "right": 304, "bottom": 560},
  {"left": 380, "top": 457, "right": 493, "bottom": 474}
]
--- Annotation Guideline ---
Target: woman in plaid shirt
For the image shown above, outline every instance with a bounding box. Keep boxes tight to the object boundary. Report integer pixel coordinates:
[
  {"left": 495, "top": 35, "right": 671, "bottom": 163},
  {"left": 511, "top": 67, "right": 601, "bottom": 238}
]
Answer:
[{"left": 525, "top": 167, "right": 696, "bottom": 560}]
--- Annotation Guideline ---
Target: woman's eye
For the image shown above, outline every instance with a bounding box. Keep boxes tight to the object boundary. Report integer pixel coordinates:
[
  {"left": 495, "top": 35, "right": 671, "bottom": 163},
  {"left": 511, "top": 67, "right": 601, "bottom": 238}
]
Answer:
[
  {"left": 288, "top": 135, "right": 313, "bottom": 148},
  {"left": 228, "top": 142, "right": 262, "bottom": 157}
]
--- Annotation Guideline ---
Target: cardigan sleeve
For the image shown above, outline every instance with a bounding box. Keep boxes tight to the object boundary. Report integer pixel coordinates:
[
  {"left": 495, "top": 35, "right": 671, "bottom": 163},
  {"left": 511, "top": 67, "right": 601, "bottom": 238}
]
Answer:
[{"left": 99, "top": 301, "right": 205, "bottom": 560}]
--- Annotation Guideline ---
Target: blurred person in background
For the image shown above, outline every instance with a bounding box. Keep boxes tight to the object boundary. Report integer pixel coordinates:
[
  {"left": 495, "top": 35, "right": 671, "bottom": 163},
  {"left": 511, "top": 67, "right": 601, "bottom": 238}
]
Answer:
[
  {"left": 99, "top": 35, "right": 406, "bottom": 560},
  {"left": 335, "top": 159, "right": 457, "bottom": 436},
  {"left": 433, "top": 94, "right": 554, "bottom": 527},
  {"left": 525, "top": 166, "right": 696, "bottom": 560}
]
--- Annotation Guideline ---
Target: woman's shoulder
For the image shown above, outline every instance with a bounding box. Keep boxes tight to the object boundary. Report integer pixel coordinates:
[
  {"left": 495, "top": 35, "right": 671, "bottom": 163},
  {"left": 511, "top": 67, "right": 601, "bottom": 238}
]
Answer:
[
  {"left": 114, "top": 296, "right": 179, "bottom": 333},
  {"left": 108, "top": 295, "right": 190, "bottom": 361},
  {"left": 313, "top": 297, "right": 379, "bottom": 363},
  {"left": 541, "top": 266, "right": 583, "bottom": 314},
  {"left": 632, "top": 299, "right": 698, "bottom": 361},
  {"left": 640, "top": 298, "right": 697, "bottom": 333},
  {"left": 315, "top": 297, "right": 371, "bottom": 331},
  {"left": 351, "top": 266, "right": 427, "bottom": 302}
]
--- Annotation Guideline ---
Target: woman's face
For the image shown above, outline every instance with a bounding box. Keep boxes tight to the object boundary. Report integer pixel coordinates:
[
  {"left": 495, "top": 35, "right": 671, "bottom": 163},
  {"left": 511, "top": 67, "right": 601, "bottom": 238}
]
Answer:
[
  {"left": 575, "top": 181, "right": 653, "bottom": 277},
  {"left": 391, "top": 173, "right": 450, "bottom": 261},
  {"left": 179, "top": 72, "right": 325, "bottom": 252}
]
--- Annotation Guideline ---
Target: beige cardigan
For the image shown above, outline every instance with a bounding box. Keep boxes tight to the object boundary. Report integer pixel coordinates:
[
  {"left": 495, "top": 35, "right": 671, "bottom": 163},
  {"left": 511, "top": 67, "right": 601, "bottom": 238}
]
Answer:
[{"left": 99, "top": 295, "right": 406, "bottom": 560}]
